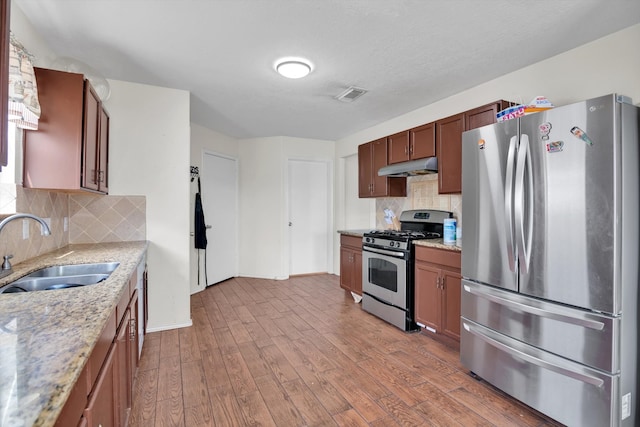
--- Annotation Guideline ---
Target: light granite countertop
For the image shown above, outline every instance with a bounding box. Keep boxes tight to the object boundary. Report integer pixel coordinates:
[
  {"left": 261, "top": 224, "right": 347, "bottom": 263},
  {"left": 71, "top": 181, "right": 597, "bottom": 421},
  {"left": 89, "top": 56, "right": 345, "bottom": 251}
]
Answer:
[
  {"left": 338, "top": 230, "right": 462, "bottom": 252},
  {"left": 0, "top": 241, "right": 148, "bottom": 427},
  {"left": 336, "top": 229, "right": 370, "bottom": 237},
  {"left": 414, "top": 238, "right": 462, "bottom": 252}
]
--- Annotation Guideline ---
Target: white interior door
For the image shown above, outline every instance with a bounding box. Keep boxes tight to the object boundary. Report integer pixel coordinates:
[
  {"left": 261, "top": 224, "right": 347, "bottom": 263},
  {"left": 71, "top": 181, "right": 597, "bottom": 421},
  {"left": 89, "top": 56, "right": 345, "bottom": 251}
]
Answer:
[
  {"left": 289, "top": 159, "right": 329, "bottom": 275},
  {"left": 201, "top": 152, "right": 238, "bottom": 285}
]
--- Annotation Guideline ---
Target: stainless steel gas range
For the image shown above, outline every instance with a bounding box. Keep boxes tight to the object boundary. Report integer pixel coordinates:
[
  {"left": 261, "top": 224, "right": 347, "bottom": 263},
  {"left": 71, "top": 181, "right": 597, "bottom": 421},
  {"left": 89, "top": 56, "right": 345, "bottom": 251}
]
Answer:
[{"left": 361, "top": 209, "right": 452, "bottom": 331}]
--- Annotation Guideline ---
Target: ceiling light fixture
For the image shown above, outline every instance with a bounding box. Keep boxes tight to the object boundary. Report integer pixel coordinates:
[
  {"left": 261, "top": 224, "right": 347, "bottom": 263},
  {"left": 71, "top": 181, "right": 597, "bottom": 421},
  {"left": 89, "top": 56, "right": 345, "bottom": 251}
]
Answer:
[{"left": 275, "top": 58, "right": 312, "bottom": 79}]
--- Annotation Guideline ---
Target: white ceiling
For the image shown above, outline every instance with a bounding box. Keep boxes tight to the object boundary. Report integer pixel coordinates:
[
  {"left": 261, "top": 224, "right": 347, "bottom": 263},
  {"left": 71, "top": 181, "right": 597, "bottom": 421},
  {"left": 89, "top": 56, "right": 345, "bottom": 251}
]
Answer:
[{"left": 13, "top": 0, "right": 640, "bottom": 141}]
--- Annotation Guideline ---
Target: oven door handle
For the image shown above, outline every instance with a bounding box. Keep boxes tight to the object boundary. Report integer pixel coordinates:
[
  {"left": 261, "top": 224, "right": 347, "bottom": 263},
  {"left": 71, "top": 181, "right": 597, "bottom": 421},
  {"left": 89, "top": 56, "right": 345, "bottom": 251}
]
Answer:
[{"left": 362, "top": 246, "right": 406, "bottom": 258}]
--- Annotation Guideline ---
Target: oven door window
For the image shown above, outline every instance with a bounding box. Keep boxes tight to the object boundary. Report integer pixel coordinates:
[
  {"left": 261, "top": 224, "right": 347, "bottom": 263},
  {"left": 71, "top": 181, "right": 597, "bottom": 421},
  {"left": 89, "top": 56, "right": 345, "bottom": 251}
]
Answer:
[{"left": 368, "top": 258, "right": 398, "bottom": 292}]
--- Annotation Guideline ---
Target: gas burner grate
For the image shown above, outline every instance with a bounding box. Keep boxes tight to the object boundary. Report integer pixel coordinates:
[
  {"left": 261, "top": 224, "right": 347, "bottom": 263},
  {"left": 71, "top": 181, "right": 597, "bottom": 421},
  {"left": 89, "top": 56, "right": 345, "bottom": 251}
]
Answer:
[{"left": 364, "top": 230, "right": 441, "bottom": 240}]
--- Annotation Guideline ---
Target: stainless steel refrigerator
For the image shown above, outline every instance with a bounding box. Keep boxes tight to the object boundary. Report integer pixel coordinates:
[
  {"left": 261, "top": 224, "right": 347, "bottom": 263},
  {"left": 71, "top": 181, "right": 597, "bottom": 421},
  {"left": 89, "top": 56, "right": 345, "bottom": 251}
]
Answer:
[{"left": 460, "top": 94, "right": 639, "bottom": 427}]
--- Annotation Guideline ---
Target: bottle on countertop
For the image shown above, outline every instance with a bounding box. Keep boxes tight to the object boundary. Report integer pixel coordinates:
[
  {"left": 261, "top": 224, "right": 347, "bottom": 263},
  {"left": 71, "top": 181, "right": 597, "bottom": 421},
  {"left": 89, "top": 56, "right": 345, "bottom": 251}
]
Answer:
[{"left": 443, "top": 218, "right": 456, "bottom": 245}]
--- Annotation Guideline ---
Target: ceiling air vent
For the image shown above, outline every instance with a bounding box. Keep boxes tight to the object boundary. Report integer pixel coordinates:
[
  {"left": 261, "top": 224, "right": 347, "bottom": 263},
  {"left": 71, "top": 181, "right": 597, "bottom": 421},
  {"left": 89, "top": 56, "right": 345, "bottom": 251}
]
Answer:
[{"left": 335, "top": 86, "right": 367, "bottom": 102}]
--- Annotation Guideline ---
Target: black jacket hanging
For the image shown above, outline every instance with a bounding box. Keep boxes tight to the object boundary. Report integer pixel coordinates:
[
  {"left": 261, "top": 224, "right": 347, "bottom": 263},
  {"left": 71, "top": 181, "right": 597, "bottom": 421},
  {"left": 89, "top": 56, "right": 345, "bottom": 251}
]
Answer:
[{"left": 194, "top": 177, "right": 208, "bottom": 249}]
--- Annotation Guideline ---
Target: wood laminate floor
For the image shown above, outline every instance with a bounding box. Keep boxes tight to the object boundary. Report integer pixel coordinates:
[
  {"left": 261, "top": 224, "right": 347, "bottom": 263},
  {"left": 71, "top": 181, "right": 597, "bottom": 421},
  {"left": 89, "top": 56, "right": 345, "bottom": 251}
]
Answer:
[{"left": 129, "top": 274, "right": 561, "bottom": 427}]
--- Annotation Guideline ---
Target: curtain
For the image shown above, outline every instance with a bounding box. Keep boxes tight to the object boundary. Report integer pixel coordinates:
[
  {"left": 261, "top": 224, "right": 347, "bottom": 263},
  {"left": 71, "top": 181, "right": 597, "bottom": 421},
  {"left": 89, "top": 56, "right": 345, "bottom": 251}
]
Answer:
[{"left": 8, "top": 33, "right": 40, "bottom": 130}]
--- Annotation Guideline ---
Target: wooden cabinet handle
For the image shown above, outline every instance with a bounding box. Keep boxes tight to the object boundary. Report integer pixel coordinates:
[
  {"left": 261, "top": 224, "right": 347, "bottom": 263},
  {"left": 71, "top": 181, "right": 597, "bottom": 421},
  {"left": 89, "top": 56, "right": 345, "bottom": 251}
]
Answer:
[{"left": 130, "top": 318, "right": 136, "bottom": 341}]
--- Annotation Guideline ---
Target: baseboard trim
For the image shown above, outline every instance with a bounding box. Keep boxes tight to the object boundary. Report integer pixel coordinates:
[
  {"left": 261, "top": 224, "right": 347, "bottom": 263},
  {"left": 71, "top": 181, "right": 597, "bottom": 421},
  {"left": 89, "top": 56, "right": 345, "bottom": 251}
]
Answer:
[{"left": 146, "top": 319, "right": 193, "bottom": 333}]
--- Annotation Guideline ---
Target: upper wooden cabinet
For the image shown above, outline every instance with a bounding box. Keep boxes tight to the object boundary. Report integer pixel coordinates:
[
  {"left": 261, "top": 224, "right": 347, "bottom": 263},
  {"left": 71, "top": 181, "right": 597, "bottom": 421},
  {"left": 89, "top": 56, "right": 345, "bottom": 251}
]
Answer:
[
  {"left": 436, "top": 113, "right": 464, "bottom": 194},
  {"left": 358, "top": 138, "right": 406, "bottom": 198},
  {"left": 357, "top": 100, "right": 511, "bottom": 196},
  {"left": 388, "top": 131, "right": 410, "bottom": 164},
  {"left": 24, "top": 67, "right": 109, "bottom": 194},
  {"left": 436, "top": 100, "right": 512, "bottom": 194},
  {"left": 388, "top": 123, "right": 436, "bottom": 164},
  {"left": 466, "top": 101, "right": 512, "bottom": 130}
]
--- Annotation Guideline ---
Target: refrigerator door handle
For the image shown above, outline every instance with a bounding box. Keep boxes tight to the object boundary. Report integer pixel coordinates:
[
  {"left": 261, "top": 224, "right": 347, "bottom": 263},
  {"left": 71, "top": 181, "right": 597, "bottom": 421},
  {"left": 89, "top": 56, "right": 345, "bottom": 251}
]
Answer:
[
  {"left": 514, "top": 134, "right": 533, "bottom": 274},
  {"left": 504, "top": 135, "right": 518, "bottom": 272},
  {"left": 462, "top": 283, "right": 605, "bottom": 330},
  {"left": 462, "top": 320, "right": 605, "bottom": 387}
]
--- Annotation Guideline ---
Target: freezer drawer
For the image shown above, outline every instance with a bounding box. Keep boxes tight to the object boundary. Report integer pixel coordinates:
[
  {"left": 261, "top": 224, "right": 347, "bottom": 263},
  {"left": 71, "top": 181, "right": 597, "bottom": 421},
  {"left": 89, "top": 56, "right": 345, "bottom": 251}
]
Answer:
[
  {"left": 462, "top": 280, "right": 619, "bottom": 372},
  {"left": 461, "top": 319, "right": 619, "bottom": 427}
]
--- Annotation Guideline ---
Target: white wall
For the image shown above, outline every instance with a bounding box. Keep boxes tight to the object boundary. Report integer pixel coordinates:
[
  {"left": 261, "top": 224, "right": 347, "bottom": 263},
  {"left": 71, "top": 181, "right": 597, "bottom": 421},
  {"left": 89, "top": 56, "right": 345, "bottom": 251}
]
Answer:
[
  {"left": 238, "top": 136, "right": 334, "bottom": 279},
  {"left": 13, "top": 3, "right": 192, "bottom": 331},
  {"left": 334, "top": 23, "right": 640, "bottom": 273},
  {"left": 106, "top": 80, "right": 191, "bottom": 331},
  {"left": 189, "top": 124, "right": 238, "bottom": 294}
]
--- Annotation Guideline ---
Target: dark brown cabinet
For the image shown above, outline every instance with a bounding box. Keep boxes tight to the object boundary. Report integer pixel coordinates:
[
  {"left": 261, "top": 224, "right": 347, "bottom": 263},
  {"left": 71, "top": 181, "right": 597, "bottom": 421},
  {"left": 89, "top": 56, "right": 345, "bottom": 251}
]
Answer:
[
  {"left": 24, "top": 67, "right": 109, "bottom": 193},
  {"left": 55, "top": 261, "right": 145, "bottom": 426},
  {"left": 339, "top": 234, "right": 363, "bottom": 295},
  {"left": 414, "top": 246, "right": 461, "bottom": 341},
  {"left": 435, "top": 113, "right": 464, "bottom": 194},
  {"left": 84, "top": 345, "right": 116, "bottom": 427},
  {"left": 387, "top": 131, "right": 410, "bottom": 164},
  {"left": 465, "top": 101, "right": 510, "bottom": 131},
  {"left": 388, "top": 123, "right": 436, "bottom": 164},
  {"left": 358, "top": 138, "right": 406, "bottom": 198},
  {"left": 115, "top": 308, "right": 131, "bottom": 427},
  {"left": 436, "top": 100, "right": 512, "bottom": 194}
]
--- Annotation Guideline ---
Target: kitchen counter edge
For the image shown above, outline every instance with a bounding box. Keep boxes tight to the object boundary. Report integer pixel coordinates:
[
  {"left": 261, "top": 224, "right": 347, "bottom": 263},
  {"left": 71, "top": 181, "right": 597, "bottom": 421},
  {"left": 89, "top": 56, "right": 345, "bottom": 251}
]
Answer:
[
  {"left": 0, "top": 240, "right": 149, "bottom": 427},
  {"left": 338, "top": 230, "right": 461, "bottom": 252}
]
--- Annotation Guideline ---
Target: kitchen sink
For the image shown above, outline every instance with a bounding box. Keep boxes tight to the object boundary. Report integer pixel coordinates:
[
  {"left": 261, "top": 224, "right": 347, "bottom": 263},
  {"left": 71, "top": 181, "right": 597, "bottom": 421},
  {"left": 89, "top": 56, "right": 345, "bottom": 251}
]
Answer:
[
  {"left": 0, "top": 262, "right": 120, "bottom": 294},
  {"left": 21, "top": 262, "right": 120, "bottom": 278}
]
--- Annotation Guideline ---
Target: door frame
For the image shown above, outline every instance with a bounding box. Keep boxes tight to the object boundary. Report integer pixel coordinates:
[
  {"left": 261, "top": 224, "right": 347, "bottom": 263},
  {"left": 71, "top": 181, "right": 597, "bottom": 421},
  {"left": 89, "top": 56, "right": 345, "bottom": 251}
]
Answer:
[{"left": 284, "top": 157, "right": 334, "bottom": 277}]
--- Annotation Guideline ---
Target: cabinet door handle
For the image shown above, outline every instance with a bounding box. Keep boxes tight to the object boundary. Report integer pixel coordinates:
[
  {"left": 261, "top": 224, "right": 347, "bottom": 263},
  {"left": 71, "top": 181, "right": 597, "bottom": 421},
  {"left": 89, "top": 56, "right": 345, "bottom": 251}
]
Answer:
[
  {"left": 130, "top": 318, "right": 136, "bottom": 341},
  {"left": 404, "top": 146, "right": 408, "bottom": 155},
  {"left": 441, "top": 276, "right": 446, "bottom": 289},
  {"left": 98, "top": 170, "right": 105, "bottom": 183}
]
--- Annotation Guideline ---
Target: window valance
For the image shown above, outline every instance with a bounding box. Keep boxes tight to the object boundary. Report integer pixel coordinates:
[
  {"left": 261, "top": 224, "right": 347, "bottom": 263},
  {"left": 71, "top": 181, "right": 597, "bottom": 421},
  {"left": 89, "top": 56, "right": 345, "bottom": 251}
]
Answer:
[{"left": 8, "top": 33, "right": 40, "bottom": 130}]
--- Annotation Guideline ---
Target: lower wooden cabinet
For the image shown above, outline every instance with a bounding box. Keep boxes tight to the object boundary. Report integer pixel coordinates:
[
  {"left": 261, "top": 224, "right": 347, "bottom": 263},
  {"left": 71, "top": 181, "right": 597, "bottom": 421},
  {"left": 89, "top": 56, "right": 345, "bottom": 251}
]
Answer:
[
  {"left": 84, "top": 346, "right": 116, "bottom": 427},
  {"left": 55, "top": 260, "right": 146, "bottom": 426},
  {"left": 115, "top": 307, "right": 132, "bottom": 427},
  {"left": 339, "top": 234, "right": 363, "bottom": 295},
  {"left": 414, "top": 246, "right": 461, "bottom": 340}
]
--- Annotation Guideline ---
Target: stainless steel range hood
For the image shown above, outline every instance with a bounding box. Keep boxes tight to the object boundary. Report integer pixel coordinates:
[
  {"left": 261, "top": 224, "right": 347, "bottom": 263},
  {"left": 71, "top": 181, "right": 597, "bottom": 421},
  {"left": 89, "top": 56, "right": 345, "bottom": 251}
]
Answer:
[{"left": 378, "top": 157, "right": 438, "bottom": 177}]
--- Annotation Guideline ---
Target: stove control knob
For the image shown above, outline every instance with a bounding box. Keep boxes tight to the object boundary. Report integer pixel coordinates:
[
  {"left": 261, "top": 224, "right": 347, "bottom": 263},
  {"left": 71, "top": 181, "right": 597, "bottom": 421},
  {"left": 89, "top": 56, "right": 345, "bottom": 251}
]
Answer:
[
  {"left": 365, "top": 237, "right": 372, "bottom": 243},
  {"left": 389, "top": 241, "right": 396, "bottom": 248}
]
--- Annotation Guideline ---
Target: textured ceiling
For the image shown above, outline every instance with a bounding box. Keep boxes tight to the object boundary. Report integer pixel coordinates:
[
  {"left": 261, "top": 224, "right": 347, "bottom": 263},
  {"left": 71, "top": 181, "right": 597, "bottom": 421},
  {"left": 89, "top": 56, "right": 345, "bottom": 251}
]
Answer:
[{"left": 13, "top": 0, "right": 640, "bottom": 141}]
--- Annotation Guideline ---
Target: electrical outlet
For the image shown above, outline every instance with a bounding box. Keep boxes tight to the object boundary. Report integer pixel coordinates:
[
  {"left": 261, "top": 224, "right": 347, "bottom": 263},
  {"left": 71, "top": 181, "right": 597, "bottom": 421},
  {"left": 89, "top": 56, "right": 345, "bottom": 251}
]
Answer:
[{"left": 22, "top": 219, "right": 29, "bottom": 239}]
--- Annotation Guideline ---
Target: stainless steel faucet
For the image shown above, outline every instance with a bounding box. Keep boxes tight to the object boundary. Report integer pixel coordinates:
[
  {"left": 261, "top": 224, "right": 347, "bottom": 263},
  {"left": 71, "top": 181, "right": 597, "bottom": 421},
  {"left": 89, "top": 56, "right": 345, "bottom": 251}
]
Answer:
[{"left": 0, "top": 213, "right": 52, "bottom": 279}]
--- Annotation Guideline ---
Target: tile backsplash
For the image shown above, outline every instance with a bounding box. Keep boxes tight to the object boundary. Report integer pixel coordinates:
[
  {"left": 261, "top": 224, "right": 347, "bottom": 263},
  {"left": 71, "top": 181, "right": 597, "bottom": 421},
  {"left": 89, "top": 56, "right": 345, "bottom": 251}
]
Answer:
[
  {"left": 0, "top": 187, "right": 70, "bottom": 265},
  {"left": 69, "top": 194, "right": 146, "bottom": 244},
  {"left": 0, "top": 185, "right": 146, "bottom": 265},
  {"left": 375, "top": 175, "right": 462, "bottom": 229}
]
